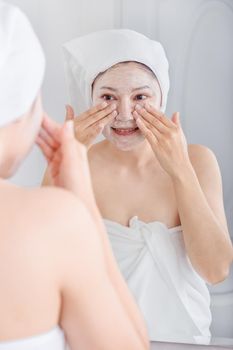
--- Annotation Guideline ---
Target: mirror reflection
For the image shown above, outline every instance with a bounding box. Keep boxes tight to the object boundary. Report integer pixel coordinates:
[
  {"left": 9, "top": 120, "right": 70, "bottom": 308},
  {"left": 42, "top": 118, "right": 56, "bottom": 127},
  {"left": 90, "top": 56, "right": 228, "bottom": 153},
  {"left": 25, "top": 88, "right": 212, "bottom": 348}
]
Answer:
[{"left": 2, "top": 0, "right": 233, "bottom": 349}]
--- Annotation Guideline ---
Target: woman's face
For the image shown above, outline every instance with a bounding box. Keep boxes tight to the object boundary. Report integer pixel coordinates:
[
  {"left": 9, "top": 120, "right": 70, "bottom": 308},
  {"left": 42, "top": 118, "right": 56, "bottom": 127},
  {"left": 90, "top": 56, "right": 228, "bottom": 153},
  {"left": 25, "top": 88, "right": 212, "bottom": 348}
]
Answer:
[{"left": 92, "top": 62, "right": 162, "bottom": 151}]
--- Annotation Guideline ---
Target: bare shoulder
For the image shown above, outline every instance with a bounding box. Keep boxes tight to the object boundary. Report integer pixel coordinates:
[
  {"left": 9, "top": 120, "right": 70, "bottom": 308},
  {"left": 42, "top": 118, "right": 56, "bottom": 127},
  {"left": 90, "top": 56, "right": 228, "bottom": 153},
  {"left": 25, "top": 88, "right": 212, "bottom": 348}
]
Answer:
[
  {"left": 88, "top": 140, "right": 107, "bottom": 162},
  {"left": 187, "top": 143, "right": 221, "bottom": 179},
  {"left": 25, "top": 186, "right": 91, "bottom": 230},
  {"left": 3, "top": 186, "right": 93, "bottom": 249},
  {"left": 0, "top": 184, "right": 96, "bottom": 273},
  {"left": 188, "top": 143, "right": 217, "bottom": 163},
  {"left": 13, "top": 186, "right": 98, "bottom": 271}
]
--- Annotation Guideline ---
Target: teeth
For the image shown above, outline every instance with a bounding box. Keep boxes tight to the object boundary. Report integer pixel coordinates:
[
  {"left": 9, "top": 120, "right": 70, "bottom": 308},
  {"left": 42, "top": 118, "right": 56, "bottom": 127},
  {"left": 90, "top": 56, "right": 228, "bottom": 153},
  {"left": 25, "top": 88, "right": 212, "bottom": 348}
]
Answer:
[{"left": 113, "top": 128, "right": 137, "bottom": 131}]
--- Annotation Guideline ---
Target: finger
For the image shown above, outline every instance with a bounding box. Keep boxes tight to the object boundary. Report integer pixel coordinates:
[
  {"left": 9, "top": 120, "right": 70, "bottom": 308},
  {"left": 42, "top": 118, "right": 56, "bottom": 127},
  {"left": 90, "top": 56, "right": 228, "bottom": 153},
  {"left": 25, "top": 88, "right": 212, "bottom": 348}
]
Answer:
[
  {"left": 134, "top": 106, "right": 168, "bottom": 133},
  {"left": 84, "top": 111, "right": 116, "bottom": 143},
  {"left": 133, "top": 110, "right": 161, "bottom": 139},
  {"left": 61, "top": 120, "right": 86, "bottom": 158},
  {"left": 78, "top": 101, "right": 109, "bottom": 121},
  {"left": 50, "top": 162, "right": 59, "bottom": 179},
  {"left": 171, "top": 112, "right": 180, "bottom": 126},
  {"left": 83, "top": 123, "right": 105, "bottom": 146},
  {"left": 81, "top": 103, "right": 117, "bottom": 129},
  {"left": 135, "top": 116, "right": 158, "bottom": 146},
  {"left": 36, "top": 135, "right": 54, "bottom": 162},
  {"left": 65, "top": 105, "right": 75, "bottom": 121},
  {"left": 38, "top": 128, "right": 60, "bottom": 150},
  {"left": 62, "top": 120, "right": 75, "bottom": 140},
  {"left": 42, "top": 114, "right": 62, "bottom": 143},
  {"left": 145, "top": 104, "right": 177, "bottom": 128},
  {"left": 51, "top": 150, "right": 61, "bottom": 165},
  {"left": 94, "top": 110, "right": 117, "bottom": 128}
]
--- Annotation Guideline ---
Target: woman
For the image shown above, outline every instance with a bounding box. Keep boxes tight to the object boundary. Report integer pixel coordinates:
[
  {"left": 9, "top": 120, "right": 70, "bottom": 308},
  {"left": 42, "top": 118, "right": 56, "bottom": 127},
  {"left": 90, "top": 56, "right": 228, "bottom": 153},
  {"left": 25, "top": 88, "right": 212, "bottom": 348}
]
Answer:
[
  {"left": 43, "top": 29, "right": 233, "bottom": 341},
  {"left": 0, "top": 4, "right": 150, "bottom": 350}
]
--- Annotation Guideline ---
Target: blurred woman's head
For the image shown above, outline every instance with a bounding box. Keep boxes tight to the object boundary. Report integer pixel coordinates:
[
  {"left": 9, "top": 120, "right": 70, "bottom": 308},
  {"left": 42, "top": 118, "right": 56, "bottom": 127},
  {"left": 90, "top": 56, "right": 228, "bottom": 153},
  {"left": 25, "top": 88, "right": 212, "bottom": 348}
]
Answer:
[
  {"left": 92, "top": 61, "right": 162, "bottom": 151},
  {"left": 0, "top": 3, "right": 45, "bottom": 178},
  {"left": 0, "top": 95, "right": 43, "bottom": 178}
]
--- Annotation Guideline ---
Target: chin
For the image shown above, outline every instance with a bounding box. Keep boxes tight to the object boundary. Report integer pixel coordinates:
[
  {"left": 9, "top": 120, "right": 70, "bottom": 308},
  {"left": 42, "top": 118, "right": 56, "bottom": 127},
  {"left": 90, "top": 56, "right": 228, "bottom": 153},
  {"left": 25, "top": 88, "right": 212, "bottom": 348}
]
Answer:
[{"left": 103, "top": 128, "right": 146, "bottom": 151}]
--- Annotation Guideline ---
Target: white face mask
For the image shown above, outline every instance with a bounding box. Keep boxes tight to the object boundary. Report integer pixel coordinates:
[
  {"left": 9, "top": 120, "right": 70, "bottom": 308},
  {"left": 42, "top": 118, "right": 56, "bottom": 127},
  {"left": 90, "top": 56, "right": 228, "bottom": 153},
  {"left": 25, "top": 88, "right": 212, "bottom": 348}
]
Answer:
[{"left": 92, "top": 62, "right": 162, "bottom": 151}]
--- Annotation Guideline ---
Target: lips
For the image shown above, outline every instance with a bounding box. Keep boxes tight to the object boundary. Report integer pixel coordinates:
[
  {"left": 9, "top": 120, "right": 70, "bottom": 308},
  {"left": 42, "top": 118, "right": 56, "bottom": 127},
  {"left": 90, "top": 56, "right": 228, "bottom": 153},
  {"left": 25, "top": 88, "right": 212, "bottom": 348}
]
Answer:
[{"left": 111, "top": 127, "right": 139, "bottom": 136}]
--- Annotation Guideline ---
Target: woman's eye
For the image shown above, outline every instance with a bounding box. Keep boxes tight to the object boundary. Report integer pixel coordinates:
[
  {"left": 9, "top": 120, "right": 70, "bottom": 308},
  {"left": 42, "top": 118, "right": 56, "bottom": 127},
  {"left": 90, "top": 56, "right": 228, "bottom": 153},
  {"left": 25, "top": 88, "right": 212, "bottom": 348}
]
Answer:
[
  {"left": 101, "top": 94, "right": 114, "bottom": 101},
  {"left": 135, "top": 94, "right": 147, "bottom": 100}
]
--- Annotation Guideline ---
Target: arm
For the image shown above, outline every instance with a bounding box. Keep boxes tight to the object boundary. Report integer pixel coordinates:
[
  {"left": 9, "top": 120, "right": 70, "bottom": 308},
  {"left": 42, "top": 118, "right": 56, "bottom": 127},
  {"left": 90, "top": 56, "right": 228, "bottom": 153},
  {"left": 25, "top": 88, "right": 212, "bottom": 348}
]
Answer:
[
  {"left": 172, "top": 144, "right": 233, "bottom": 284},
  {"left": 133, "top": 105, "right": 233, "bottom": 285},
  {"left": 59, "top": 198, "right": 149, "bottom": 350},
  {"left": 37, "top": 116, "right": 149, "bottom": 349}
]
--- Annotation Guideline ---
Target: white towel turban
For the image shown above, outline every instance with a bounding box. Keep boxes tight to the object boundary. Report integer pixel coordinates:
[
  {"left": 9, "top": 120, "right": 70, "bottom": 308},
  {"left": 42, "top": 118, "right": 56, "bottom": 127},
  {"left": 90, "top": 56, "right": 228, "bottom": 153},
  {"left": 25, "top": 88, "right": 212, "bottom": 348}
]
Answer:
[
  {"left": 62, "top": 29, "right": 170, "bottom": 115},
  {"left": 0, "top": 1, "right": 45, "bottom": 127}
]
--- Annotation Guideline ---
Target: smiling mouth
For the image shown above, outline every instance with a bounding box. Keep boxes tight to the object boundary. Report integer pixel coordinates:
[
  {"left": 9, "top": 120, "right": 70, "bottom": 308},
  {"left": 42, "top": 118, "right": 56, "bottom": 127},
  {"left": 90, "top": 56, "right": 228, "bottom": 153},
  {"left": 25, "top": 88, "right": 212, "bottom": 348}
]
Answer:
[{"left": 111, "top": 127, "right": 139, "bottom": 136}]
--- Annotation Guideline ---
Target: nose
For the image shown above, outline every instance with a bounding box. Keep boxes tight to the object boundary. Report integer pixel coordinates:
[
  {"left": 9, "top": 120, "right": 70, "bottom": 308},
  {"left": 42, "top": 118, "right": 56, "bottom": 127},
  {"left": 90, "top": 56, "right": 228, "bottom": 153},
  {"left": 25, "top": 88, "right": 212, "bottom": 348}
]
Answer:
[{"left": 115, "top": 97, "right": 134, "bottom": 122}]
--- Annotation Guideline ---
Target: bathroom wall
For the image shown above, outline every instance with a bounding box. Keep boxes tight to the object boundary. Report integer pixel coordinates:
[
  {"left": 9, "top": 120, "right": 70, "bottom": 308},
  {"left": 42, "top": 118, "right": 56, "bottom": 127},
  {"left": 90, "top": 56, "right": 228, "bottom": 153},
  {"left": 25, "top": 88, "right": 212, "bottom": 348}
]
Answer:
[{"left": 6, "top": 0, "right": 233, "bottom": 338}]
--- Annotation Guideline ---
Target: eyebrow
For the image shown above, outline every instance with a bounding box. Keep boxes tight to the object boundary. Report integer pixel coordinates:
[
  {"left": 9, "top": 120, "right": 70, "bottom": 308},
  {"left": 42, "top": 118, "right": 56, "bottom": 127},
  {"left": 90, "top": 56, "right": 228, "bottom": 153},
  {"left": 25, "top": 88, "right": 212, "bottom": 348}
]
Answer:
[{"left": 99, "top": 85, "right": 151, "bottom": 92}]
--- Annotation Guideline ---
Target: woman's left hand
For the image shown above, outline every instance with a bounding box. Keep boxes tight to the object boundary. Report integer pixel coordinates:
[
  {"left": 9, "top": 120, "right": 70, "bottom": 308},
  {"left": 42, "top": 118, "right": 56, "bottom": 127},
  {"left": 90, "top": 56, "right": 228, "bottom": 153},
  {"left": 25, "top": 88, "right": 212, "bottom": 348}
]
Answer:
[{"left": 133, "top": 103, "right": 192, "bottom": 179}]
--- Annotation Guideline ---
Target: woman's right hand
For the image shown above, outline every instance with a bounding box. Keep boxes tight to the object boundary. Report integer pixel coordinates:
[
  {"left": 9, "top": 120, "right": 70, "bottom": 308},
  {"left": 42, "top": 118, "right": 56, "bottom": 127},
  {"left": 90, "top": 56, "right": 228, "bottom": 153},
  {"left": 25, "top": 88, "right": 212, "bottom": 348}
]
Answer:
[
  {"left": 37, "top": 115, "right": 96, "bottom": 207},
  {"left": 66, "top": 102, "right": 117, "bottom": 149}
]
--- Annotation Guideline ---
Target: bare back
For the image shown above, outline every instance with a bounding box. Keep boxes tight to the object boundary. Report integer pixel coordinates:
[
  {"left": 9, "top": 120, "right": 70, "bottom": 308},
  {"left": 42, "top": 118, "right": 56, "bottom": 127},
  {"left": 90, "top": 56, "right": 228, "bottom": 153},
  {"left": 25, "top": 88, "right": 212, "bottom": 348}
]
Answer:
[
  {"left": 0, "top": 184, "right": 72, "bottom": 339},
  {"left": 0, "top": 183, "right": 149, "bottom": 350}
]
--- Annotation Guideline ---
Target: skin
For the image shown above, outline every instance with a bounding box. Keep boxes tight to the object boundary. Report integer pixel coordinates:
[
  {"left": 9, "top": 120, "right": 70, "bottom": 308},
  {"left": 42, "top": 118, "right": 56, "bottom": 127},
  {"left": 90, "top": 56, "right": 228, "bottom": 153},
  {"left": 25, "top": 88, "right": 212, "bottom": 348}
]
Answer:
[
  {"left": 42, "top": 60, "right": 233, "bottom": 330},
  {"left": 89, "top": 62, "right": 232, "bottom": 283},
  {"left": 0, "top": 95, "right": 149, "bottom": 349}
]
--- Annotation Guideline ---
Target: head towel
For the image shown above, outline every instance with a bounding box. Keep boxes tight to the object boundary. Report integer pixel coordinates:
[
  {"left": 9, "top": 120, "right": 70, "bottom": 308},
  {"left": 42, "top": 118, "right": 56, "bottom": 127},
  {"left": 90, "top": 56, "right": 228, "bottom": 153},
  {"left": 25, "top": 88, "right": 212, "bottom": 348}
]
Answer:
[
  {"left": 0, "top": 1, "right": 45, "bottom": 127},
  {"left": 62, "top": 29, "right": 170, "bottom": 115}
]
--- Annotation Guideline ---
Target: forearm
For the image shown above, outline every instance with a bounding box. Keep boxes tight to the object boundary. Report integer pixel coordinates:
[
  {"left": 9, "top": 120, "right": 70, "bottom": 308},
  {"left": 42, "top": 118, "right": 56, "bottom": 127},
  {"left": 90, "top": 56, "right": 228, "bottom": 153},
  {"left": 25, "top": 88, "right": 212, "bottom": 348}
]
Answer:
[
  {"left": 171, "top": 164, "right": 233, "bottom": 284},
  {"left": 87, "top": 201, "right": 149, "bottom": 348}
]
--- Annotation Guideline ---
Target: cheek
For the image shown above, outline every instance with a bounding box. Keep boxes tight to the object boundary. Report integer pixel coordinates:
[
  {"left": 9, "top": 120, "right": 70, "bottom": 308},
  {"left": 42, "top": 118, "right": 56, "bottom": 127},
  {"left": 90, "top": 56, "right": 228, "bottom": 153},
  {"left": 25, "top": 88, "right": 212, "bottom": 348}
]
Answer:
[{"left": 148, "top": 96, "right": 161, "bottom": 110}]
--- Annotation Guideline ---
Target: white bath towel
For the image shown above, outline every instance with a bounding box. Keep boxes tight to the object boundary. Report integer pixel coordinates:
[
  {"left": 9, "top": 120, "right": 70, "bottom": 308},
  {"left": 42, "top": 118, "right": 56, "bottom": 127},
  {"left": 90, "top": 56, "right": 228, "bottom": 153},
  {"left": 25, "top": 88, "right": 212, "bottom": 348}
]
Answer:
[
  {"left": 0, "top": 1, "right": 45, "bottom": 126},
  {"left": 62, "top": 29, "right": 169, "bottom": 115}
]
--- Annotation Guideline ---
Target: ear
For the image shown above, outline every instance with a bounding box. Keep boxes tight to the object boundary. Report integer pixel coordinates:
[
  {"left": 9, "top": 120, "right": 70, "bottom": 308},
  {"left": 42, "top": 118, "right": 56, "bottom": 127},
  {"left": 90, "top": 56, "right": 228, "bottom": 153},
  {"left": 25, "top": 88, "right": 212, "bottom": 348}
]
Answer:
[{"left": 171, "top": 112, "right": 180, "bottom": 126}]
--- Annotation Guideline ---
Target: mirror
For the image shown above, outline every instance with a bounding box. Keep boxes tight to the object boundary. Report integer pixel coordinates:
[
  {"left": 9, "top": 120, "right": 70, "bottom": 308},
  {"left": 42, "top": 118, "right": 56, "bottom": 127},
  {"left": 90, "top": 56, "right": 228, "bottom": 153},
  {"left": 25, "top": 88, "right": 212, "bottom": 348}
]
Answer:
[{"left": 8, "top": 0, "right": 233, "bottom": 347}]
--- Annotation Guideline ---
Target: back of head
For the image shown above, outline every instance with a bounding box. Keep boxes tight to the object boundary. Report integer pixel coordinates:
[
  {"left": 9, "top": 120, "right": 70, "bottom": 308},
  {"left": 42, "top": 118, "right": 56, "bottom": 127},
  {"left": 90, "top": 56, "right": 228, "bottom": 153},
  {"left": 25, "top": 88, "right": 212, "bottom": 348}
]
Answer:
[{"left": 0, "top": 1, "right": 45, "bottom": 127}]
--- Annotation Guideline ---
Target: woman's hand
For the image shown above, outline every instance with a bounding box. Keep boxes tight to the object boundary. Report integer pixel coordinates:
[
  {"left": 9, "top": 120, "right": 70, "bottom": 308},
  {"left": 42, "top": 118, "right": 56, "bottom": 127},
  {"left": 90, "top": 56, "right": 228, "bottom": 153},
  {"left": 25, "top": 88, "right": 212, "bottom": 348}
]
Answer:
[
  {"left": 65, "top": 102, "right": 117, "bottom": 149},
  {"left": 133, "top": 103, "right": 192, "bottom": 179},
  {"left": 36, "top": 114, "right": 96, "bottom": 206}
]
